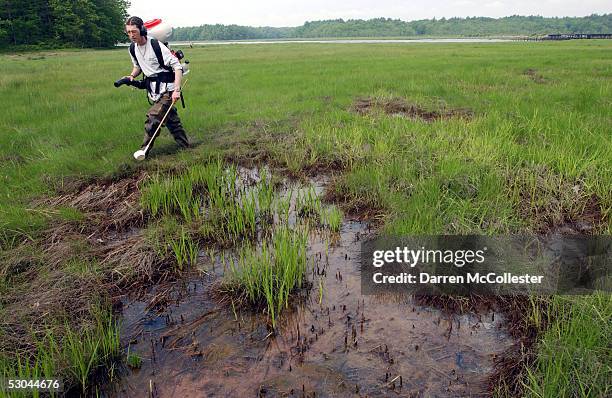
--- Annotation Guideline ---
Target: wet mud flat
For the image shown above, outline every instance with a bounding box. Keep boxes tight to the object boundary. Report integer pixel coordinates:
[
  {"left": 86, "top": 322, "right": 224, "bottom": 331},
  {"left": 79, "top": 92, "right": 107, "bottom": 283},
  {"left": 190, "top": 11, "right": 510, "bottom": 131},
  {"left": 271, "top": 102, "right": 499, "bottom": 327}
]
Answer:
[{"left": 113, "top": 178, "right": 513, "bottom": 397}]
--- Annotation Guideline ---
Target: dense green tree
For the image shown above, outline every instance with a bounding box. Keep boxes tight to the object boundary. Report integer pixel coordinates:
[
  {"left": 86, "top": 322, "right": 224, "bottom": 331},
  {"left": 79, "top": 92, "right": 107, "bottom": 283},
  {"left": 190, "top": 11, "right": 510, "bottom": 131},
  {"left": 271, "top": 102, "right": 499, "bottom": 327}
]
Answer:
[{"left": 0, "top": 0, "right": 129, "bottom": 48}]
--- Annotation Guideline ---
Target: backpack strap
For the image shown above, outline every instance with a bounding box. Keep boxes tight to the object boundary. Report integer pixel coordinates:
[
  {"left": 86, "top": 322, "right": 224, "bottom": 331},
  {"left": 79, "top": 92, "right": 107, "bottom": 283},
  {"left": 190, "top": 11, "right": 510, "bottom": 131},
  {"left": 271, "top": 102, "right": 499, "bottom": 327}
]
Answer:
[
  {"left": 150, "top": 38, "right": 173, "bottom": 72},
  {"left": 129, "top": 42, "right": 139, "bottom": 67},
  {"left": 149, "top": 38, "right": 175, "bottom": 95}
]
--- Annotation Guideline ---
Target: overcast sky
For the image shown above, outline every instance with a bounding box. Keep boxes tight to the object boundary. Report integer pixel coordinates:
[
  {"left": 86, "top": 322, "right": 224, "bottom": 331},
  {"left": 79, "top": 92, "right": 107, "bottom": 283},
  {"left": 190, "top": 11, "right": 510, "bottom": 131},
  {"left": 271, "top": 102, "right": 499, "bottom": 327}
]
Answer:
[{"left": 127, "top": 1, "right": 611, "bottom": 28}]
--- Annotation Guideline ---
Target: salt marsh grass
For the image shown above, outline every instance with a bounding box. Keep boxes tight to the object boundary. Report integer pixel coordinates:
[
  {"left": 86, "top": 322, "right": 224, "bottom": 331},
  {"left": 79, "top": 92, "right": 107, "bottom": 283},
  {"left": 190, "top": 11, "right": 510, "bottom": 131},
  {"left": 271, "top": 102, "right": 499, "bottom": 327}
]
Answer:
[
  {"left": 275, "top": 190, "right": 293, "bottom": 225},
  {"left": 125, "top": 345, "right": 142, "bottom": 370},
  {"left": 295, "top": 186, "right": 342, "bottom": 231},
  {"left": 1, "top": 43, "right": 610, "bottom": 240},
  {"left": 63, "top": 311, "right": 120, "bottom": 394},
  {"left": 523, "top": 294, "right": 611, "bottom": 398},
  {"left": 227, "top": 226, "right": 309, "bottom": 326},
  {"left": 296, "top": 187, "right": 322, "bottom": 218},
  {"left": 142, "top": 161, "right": 273, "bottom": 246},
  {"left": 320, "top": 205, "right": 343, "bottom": 232},
  {"left": 256, "top": 173, "right": 275, "bottom": 216},
  {"left": 170, "top": 227, "right": 199, "bottom": 270},
  {"left": 0, "top": 305, "right": 120, "bottom": 395}
]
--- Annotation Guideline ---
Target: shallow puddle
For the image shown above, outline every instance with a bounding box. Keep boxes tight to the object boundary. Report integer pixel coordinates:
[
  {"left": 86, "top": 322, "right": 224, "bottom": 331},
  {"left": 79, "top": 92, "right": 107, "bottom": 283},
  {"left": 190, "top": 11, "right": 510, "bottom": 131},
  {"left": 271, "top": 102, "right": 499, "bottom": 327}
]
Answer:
[{"left": 110, "top": 173, "right": 513, "bottom": 397}]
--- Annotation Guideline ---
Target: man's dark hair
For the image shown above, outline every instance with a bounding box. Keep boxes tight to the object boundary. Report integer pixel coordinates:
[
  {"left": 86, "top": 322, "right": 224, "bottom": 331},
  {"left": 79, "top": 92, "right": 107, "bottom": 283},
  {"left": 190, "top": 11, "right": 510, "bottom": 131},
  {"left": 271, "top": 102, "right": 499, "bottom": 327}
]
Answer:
[{"left": 125, "top": 16, "right": 146, "bottom": 35}]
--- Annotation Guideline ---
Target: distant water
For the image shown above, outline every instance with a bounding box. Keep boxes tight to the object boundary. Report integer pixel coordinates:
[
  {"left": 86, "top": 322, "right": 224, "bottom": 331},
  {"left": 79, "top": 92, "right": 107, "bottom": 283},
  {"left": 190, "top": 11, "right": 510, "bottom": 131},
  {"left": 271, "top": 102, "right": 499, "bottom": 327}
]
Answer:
[{"left": 168, "top": 38, "right": 512, "bottom": 46}]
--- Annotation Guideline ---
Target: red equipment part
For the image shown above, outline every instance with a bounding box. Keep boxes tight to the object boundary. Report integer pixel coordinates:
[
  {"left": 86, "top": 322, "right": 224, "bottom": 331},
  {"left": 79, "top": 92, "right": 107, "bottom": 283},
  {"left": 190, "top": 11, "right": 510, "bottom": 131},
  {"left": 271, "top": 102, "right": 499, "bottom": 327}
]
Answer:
[{"left": 144, "top": 19, "right": 162, "bottom": 30}]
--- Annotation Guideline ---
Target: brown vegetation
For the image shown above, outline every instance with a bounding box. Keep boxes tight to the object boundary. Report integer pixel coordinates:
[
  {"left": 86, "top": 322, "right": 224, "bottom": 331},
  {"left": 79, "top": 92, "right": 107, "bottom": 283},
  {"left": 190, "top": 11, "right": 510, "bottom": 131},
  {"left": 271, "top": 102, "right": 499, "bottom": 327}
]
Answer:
[{"left": 351, "top": 97, "right": 474, "bottom": 121}]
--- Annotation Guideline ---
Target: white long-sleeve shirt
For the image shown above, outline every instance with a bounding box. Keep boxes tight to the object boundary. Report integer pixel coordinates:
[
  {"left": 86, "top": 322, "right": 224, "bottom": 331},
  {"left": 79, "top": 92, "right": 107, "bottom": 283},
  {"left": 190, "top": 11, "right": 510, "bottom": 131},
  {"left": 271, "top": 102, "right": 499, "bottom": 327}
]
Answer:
[{"left": 130, "top": 37, "right": 181, "bottom": 101}]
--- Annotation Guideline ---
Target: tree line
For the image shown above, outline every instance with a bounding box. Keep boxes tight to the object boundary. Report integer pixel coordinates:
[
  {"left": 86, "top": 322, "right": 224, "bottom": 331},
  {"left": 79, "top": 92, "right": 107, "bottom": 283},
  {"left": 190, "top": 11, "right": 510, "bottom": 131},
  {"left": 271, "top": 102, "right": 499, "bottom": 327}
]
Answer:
[
  {"left": 172, "top": 14, "right": 612, "bottom": 41},
  {"left": 1, "top": 6, "right": 610, "bottom": 49},
  {"left": 0, "top": 0, "right": 129, "bottom": 48}
]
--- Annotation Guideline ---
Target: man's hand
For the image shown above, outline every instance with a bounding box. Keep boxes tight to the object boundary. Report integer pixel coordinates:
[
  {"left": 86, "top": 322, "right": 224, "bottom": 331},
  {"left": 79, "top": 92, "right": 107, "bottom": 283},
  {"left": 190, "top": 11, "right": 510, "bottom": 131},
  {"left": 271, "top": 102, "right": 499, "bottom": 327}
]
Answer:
[
  {"left": 171, "top": 90, "right": 181, "bottom": 102},
  {"left": 122, "top": 75, "right": 134, "bottom": 81}
]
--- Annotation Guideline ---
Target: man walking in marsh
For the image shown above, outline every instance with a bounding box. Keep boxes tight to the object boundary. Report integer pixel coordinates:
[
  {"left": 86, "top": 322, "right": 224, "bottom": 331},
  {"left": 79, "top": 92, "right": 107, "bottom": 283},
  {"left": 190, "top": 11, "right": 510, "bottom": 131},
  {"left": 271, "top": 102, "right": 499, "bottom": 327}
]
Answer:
[{"left": 123, "top": 16, "right": 189, "bottom": 158}]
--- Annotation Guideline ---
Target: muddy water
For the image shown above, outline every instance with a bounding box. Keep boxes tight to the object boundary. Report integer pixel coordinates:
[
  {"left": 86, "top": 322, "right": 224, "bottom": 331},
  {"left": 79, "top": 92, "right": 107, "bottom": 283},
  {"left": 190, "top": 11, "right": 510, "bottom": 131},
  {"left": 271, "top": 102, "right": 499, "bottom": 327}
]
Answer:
[{"left": 111, "top": 177, "right": 513, "bottom": 397}]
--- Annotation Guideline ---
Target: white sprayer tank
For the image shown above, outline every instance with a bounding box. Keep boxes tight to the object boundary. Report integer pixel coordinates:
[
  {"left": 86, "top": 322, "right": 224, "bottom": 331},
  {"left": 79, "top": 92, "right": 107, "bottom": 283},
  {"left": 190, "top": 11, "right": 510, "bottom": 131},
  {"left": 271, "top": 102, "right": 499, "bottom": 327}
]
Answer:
[
  {"left": 143, "top": 19, "right": 189, "bottom": 75},
  {"left": 144, "top": 19, "right": 172, "bottom": 42}
]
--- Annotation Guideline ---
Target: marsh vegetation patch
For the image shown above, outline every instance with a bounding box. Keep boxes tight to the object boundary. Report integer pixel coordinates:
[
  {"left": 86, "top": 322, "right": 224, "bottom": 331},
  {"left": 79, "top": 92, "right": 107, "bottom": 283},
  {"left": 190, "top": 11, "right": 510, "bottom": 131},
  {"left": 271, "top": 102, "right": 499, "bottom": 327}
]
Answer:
[
  {"left": 508, "top": 166, "right": 607, "bottom": 234},
  {"left": 351, "top": 96, "right": 474, "bottom": 122},
  {"left": 523, "top": 68, "right": 548, "bottom": 84},
  {"left": 40, "top": 172, "right": 148, "bottom": 235}
]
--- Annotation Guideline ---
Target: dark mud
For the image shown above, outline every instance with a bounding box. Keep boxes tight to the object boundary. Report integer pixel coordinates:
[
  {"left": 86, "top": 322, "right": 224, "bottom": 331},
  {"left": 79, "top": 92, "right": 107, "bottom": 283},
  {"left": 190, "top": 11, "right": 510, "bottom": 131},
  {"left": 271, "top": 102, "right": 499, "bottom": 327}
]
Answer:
[
  {"left": 111, "top": 176, "right": 512, "bottom": 397},
  {"left": 351, "top": 97, "right": 474, "bottom": 122}
]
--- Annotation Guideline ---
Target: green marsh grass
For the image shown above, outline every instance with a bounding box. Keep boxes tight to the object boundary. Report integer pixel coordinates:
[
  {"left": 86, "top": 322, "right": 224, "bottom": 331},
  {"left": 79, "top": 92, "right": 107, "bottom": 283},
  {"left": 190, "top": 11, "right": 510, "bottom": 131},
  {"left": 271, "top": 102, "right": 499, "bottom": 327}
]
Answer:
[
  {"left": 256, "top": 172, "right": 275, "bottom": 216},
  {"left": 0, "top": 305, "right": 120, "bottom": 396},
  {"left": 63, "top": 306, "right": 120, "bottom": 394},
  {"left": 142, "top": 161, "right": 277, "bottom": 245},
  {"left": 296, "top": 186, "right": 322, "bottom": 218},
  {"left": 169, "top": 227, "right": 199, "bottom": 271},
  {"left": 0, "top": 339, "right": 58, "bottom": 398},
  {"left": 295, "top": 187, "right": 343, "bottom": 231},
  {"left": 320, "top": 205, "right": 343, "bottom": 232},
  {"left": 125, "top": 345, "right": 142, "bottom": 370},
  {"left": 1, "top": 43, "right": 610, "bottom": 240},
  {"left": 227, "top": 226, "right": 308, "bottom": 327},
  {"left": 274, "top": 190, "right": 293, "bottom": 225},
  {"left": 523, "top": 294, "right": 611, "bottom": 398}
]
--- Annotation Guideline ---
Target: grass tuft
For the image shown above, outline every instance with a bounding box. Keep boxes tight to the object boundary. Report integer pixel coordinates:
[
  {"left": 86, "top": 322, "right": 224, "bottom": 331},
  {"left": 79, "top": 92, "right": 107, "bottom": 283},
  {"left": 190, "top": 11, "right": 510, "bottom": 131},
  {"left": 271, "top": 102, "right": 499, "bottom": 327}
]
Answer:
[
  {"left": 169, "top": 227, "right": 199, "bottom": 271},
  {"left": 320, "top": 205, "right": 343, "bottom": 232},
  {"left": 0, "top": 304, "right": 120, "bottom": 395},
  {"left": 523, "top": 293, "right": 611, "bottom": 398},
  {"left": 226, "top": 226, "right": 309, "bottom": 327}
]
